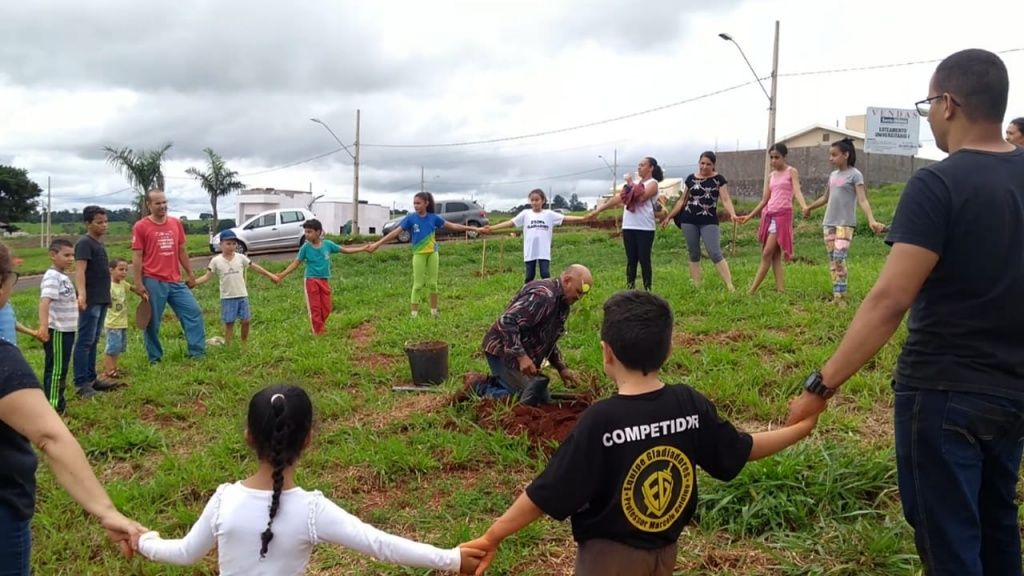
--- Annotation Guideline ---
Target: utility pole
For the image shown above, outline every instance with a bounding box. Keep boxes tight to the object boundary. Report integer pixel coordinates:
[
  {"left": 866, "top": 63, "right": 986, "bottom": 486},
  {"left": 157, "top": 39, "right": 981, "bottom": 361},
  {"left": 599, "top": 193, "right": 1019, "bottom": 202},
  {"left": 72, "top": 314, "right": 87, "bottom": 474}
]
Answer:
[
  {"left": 612, "top": 149, "right": 617, "bottom": 192},
  {"left": 46, "top": 176, "right": 52, "bottom": 247},
  {"left": 353, "top": 109, "right": 361, "bottom": 235},
  {"left": 766, "top": 20, "right": 780, "bottom": 155}
]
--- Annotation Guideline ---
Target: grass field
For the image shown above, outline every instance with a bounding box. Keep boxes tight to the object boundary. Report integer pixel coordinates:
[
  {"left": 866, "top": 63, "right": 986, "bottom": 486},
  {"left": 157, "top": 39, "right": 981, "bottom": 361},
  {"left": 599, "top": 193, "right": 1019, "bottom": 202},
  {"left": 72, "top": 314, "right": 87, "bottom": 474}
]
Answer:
[{"left": 6, "top": 185, "right": 944, "bottom": 575}]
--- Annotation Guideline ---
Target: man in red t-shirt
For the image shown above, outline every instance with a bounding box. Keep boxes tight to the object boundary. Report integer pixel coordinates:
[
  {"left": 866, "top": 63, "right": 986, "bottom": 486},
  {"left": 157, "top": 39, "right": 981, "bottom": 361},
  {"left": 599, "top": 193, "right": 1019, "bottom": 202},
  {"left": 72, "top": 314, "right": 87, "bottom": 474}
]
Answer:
[{"left": 131, "top": 189, "right": 206, "bottom": 362}]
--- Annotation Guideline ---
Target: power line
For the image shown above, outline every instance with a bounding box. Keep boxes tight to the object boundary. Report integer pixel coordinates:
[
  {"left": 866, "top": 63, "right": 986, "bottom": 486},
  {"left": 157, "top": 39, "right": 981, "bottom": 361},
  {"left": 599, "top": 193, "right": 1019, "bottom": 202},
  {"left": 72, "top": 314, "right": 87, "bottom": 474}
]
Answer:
[
  {"left": 779, "top": 47, "right": 1023, "bottom": 79},
  {"left": 360, "top": 80, "right": 761, "bottom": 149}
]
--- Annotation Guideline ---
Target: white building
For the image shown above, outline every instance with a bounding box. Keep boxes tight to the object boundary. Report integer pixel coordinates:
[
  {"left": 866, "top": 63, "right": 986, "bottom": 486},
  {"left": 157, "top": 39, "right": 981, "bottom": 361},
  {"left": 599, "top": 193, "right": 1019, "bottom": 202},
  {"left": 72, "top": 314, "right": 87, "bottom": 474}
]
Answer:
[{"left": 236, "top": 188, "right": 391, "bottom": 236}]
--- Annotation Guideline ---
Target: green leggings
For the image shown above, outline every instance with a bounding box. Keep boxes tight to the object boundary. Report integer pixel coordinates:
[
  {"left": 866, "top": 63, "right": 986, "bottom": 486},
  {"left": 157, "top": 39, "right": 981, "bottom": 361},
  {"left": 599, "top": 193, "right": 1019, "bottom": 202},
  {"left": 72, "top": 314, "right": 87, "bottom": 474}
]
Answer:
[{"left": 411, "top": 252, "right": 440, "bottom": 304}]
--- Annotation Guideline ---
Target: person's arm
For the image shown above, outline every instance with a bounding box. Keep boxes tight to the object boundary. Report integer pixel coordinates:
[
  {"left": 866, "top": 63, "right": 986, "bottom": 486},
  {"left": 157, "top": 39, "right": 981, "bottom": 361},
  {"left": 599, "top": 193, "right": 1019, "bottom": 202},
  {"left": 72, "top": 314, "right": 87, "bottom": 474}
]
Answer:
[
  {"left": 340, "top": 244, "right": 367, "bottom": 254},
  {"left": 786, "top": 243, "right": 939, "bottom": 424},
  {"left": 791, "top": 167, "right": 809, "bottom": 212},
  {"left": 638, "top": 179, "right": 659, "bottom": 201},
  {"left": 741, "top": 181, "right": 771, "bottom": 224},
  {"left": 138, "top": 489, "right": 220, "bottom": 565},
  {"left": 719, "top": 183, "right": 738, "bottom": 221},
  {"left": 588, "top": 193, "right": 624, "bottom": 217},
  {"left": 15, "top": 321, "right": 37, "bottom": 339},
  {"left": 559, "top": 215, "right": 589, "bottom": 225},
  {"left": 248, "top": 262, "right": 279, "bottom": 282},
  {"left": 805, "top": 187, "right": 829, "bottom": 217},
  {"left": 855, "top": 183, "right": 887, "bottom": 234},
  {"left": 178, "top": 243, "right": 195, "bottom": 287},
  {"left": 277, "top": 258, "right": 302, "bottom": 280},
  {"left": 443, "top": 221, "right": 476, "bottom": 233},
  {"left": 661, "top": 189, "right": 689, "bottom": 228},
  {"left": 484, "top": 220, "right": 517, "bottom": 234},
  {"left": 0, "top": 388, "right": 147, "bottom": 553},
  {"left": 192, "top": 269, "right": 213, "bottom": 287},
  {"left": 462, "top": 493, "right": 545, "bottom": 575},
  {"left": 313, "top": 497, "right": 468, "bottom": 572},
  {"left": 131, "top": 249, "right": 148, "bottom": 300},
  {"left": 74, "top": 259, "right": 88, "bottom": 311},
  {"left": 369, "top": 226, "right": 406, "bottom": 252},
  {"left": 37, "top": 298, "right": 51, "bottom": 342},
  {"left": 495, "top": 287, "right": 552, "bottom": 372},
  {"left": 748, "top": 416, "right": 816, "bottom": 460}
]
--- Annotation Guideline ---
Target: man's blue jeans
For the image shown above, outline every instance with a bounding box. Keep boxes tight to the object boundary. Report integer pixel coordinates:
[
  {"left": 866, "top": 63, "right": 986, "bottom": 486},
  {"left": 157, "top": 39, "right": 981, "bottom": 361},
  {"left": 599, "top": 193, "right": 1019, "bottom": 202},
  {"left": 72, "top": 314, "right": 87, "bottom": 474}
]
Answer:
[
  {"left": 894, "top": 382, "right": 1024, "bottom": 576},
  {"left": 480, "top": 353, "right": 551, "bottom": 406},
  {"left": 73, "top": 303, "right": 107, "bottom": 389},
  {"left": 0, "top": 504, "right": 31, "bottom": 576},
  {"left": 142, "top": 277, "right": 206, "bottom": 363}
]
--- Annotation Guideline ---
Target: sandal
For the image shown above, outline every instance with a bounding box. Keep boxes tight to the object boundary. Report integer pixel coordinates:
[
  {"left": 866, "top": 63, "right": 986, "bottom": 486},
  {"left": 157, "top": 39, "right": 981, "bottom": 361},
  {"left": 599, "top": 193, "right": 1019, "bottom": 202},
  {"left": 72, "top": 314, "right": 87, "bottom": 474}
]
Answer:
[{"left": 105, "top": 369, "right": 123, "bottom": 379}]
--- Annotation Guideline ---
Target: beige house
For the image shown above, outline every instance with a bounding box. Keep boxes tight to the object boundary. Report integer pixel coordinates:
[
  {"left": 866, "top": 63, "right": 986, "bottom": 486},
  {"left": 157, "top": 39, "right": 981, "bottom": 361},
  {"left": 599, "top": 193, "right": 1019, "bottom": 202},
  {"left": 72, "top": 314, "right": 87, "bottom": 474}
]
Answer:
[{"left": 777, "top": 124, "right": 865, "bottom": 150}]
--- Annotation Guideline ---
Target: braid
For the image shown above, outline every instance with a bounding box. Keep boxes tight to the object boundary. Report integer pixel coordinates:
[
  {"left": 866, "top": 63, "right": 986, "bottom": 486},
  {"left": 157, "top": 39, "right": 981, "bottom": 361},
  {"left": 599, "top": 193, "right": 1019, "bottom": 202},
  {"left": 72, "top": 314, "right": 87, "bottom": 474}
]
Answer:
[{"left": 259, "top": 399, "right": 291, "bottom": 558}]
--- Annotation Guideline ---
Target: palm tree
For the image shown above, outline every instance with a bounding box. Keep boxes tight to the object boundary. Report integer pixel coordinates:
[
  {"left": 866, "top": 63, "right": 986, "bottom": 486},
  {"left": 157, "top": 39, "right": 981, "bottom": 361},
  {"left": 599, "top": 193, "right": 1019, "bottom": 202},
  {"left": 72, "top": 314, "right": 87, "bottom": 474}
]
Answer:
[
  {"left": 103, "top": 143, "right": 173, "bottom": 216},
  {"left": 185, "top": 148, "right": 245, "bottom": 236}
]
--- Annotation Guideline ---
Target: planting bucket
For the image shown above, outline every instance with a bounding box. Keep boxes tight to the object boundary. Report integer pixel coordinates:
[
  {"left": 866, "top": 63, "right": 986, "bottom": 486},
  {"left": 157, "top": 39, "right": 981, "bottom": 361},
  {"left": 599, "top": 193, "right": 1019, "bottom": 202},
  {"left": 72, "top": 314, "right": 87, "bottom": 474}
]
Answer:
[{"left": 404, "top": 340, "right": 449, "bottom": 386}]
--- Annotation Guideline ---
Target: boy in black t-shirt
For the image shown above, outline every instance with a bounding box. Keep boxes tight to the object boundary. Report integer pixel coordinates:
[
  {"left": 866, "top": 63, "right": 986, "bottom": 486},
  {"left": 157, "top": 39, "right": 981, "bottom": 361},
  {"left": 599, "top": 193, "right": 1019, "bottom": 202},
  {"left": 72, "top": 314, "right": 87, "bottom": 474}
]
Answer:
[{"left": 464, "top": 291, "right": 817, "bottom": 576}]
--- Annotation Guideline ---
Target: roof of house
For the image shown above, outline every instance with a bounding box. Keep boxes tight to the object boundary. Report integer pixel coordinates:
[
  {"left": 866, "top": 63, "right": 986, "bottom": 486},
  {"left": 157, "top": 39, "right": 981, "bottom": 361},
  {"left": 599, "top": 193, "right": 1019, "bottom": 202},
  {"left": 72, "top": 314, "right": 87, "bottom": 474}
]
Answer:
[{"left": 778, "top": 124, "right": 865, "bottom": 143}]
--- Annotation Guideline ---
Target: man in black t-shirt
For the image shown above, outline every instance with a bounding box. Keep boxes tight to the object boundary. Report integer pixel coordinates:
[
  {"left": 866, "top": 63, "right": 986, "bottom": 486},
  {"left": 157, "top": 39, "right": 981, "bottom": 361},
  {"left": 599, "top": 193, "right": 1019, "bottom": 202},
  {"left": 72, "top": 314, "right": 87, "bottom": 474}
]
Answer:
[
  {"left": 465, "top": 292, "right": 816, "bottom": 576},
  {"left": 72, "top": 205, "right": 117, "bottom": 398},
  {"left": 787, "top": 49, "right": 1024, "bottom": 576}
]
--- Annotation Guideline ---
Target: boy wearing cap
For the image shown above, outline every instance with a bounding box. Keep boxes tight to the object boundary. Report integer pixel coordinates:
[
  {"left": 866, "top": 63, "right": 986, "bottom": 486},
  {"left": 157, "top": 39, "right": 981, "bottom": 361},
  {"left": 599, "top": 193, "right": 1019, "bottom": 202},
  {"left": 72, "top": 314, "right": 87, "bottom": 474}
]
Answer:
[{"left": 194, "top": 230, "right": 280, "bottom": 346}]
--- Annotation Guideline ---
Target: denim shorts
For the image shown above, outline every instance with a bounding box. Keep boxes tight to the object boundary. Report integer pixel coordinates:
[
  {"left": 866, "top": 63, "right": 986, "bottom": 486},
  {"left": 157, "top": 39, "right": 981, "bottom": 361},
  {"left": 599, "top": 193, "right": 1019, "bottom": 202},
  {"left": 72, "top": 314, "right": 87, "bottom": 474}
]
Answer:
[
  {"left": 104, "top": 328, "right": 127, "bottom": 356},
  {"left": 221, "top": 297, "right": 252, "bottom": 324}
]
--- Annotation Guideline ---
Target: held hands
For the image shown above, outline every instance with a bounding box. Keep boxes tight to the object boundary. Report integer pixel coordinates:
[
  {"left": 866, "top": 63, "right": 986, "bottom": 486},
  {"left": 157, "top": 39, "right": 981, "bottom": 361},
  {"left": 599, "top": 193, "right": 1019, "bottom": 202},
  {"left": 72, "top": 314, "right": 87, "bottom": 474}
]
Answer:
[
  {"left": 802, "top": 207, "right": 812, "bottom": 220},
  {"left": 98, "top": 509, "right": 149, "bottom": 559},
  {"left": 185, "top": 276, "right": 197, "bottom": 290},
  {"left": 460, "top": 535, "right": 500, "bottom": 575},
  {"left": 37, "top": 328, "right": 50, "bottom": 343},
  {"left": 133, "top": 285, "right": 149, "bottom": 301},
  {"left": 365, "top": 242, "right": 380, "bottom": 254},
  {"left": 736, "top": 215, "right": 752, "bottom": 225},
  {"left": 458, "top": 545, "right": 488, "bottom": 575},
  {"left": 270, "top": 274, "right": 282, "bottom": 285},
  {"left": 786, "top": 391, "right": 828, "bottom": 426},
  {"left": 869, "top": 221, "right": 889, "bottom": 235}
]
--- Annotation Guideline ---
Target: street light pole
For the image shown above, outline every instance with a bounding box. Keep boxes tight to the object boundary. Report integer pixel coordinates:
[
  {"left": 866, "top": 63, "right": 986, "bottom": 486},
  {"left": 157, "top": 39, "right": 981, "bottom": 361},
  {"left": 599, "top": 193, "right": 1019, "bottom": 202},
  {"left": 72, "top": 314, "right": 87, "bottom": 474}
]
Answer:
[
  {"left": 310, "top": 113, "right": 361, "bottom": 234},
  {"left": 720, "top": 21, "right": 779, "bottom": 193}
]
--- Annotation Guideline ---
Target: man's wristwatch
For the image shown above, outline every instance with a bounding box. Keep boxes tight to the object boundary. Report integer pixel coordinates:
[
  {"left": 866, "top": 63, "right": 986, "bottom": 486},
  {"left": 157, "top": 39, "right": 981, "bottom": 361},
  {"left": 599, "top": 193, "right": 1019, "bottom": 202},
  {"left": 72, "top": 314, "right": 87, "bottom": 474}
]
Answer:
[{"left": 803, "top": 371, "right": 837, "bottom": 399}]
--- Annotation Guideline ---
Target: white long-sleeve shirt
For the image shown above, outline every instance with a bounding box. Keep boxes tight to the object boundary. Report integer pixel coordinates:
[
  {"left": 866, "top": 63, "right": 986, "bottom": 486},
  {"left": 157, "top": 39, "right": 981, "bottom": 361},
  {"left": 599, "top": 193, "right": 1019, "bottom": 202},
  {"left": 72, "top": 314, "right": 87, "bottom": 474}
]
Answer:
[{"left": 138, "top": 482, "right": 462, "bottom": 575}]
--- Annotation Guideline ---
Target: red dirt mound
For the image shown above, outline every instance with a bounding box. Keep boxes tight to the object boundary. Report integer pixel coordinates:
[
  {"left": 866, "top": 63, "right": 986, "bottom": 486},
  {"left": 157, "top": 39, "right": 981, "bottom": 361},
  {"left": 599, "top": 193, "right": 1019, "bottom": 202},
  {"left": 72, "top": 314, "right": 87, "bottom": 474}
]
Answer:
[{"left": 475, "top": 396, "right": 592, "bottom": 448}]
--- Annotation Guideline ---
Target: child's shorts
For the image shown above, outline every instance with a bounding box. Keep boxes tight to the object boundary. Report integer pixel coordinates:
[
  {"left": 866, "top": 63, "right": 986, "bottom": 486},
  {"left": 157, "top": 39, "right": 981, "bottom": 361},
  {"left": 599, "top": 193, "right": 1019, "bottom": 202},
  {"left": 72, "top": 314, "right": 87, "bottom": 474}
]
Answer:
[
  {"left": 105, "top": 328, "right": 127, "bottom": 356},
  {"left": 221, "top": 297, "right": 252, "bottom": 324}
]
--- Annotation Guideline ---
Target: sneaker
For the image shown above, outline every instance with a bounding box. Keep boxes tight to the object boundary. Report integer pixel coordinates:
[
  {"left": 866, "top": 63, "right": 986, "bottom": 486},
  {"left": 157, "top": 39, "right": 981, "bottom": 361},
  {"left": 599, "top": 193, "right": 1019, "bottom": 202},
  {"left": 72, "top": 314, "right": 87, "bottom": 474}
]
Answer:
[
  {"left": 91, "top": 379, "right": 119, "bottom": 392},
  {"left": 77, "top": 386, "right": 100, "bottom": 399}
]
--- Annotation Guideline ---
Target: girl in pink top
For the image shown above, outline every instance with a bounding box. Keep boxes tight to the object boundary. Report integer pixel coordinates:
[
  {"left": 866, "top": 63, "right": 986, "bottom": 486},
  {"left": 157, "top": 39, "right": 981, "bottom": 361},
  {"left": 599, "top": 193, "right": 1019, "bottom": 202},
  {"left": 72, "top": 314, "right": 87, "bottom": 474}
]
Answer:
[{"left": 740, "top": 144, "right": 808, "bottom": 294}]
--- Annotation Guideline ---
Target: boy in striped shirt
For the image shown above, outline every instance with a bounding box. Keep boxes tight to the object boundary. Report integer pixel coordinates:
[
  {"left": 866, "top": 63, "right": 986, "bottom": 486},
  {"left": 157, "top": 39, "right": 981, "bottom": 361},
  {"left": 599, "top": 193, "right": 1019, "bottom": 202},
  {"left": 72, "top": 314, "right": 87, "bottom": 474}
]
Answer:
[{"left": 38, "top": 238, "right": 79, "bottom": 413}]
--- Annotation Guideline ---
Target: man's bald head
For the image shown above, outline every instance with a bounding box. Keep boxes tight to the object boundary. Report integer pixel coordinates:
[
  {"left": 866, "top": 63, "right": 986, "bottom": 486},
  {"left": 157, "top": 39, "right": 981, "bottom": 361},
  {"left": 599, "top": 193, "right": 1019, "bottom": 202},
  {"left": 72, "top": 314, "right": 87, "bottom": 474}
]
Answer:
[{"left": 561, "top": 264, "right": 593, "bottom": 304}]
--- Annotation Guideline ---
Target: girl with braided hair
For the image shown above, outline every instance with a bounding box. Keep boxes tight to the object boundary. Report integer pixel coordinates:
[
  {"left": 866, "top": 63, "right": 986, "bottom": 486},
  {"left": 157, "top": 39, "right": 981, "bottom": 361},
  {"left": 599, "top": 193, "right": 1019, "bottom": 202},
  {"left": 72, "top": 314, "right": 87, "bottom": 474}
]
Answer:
[{"left": 138, "top": 384, "right": 484, "bottom": 575}]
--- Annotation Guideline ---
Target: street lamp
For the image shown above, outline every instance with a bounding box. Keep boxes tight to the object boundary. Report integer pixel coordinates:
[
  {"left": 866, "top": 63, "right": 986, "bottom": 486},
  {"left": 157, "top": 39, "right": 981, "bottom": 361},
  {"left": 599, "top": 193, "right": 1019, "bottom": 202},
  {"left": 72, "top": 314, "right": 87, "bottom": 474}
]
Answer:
[
  {"left": 720, "top": 22, "right": 780, "bottom": 192},
  {"left": 310, "top": 112, "right": 361, "bottom": 234},
  {"left": 598, "top": 150, "right": 617, "bottom": 198}
]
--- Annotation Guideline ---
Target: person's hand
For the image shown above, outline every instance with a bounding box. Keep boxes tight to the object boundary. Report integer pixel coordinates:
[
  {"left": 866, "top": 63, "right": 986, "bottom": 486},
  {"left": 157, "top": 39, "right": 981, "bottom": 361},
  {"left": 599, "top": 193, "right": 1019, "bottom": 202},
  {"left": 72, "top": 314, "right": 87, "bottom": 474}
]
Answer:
[
  {"left": 559, "top": 368, "right": 580, "bottom": 387},
  {"left": 738, "top": 215, "right": 751, "bottom": 225},
  {"left": 271, "top": 274, "right": 282, "bottom": 285},
  {"left": 869, "top": 220, "right": 889, "bottom": 235},
  {"left": 786, "top": 391, "right": 828, "bottom": 426},
  {"left": 658, "top": 218, "right": 670, "bottom": 230},
  {"left": 77, "top": 294, "right": 87, "bottom": 311},
  {"left": 458, "top": 546, "right": 487, "bottom": 575},
  {"left": 185, "top": 276, "right": 197, "bottom": 289},
  {"left": 98, "top": 510, "right": 148, "bottom": 559},
  {"left": 460, "top": 536, "right": 500, "bottom": 575},
  {"left": 624, "top": 172, "right": 634, "bottom": 186},
  {"left": 802, "top": 207, "right": 812, "bottom": 220},
  {"left": 517, "top": 355, "right": 537, "bottom": 376},
  {"left": 37, "top": 328, "right": 50, "bottom": 343},
  {"left": 366, "top": 242, "right": 379, "bottom": 254},
  {"left": 481, "top": 226, "right": 492, "bottom": 235}
]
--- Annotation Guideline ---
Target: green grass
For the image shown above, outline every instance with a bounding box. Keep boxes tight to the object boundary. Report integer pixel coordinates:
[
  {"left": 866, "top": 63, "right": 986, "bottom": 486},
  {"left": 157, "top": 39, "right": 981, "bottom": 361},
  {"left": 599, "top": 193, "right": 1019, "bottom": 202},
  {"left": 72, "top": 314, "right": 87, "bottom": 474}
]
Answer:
[{"left": 7, "top": 185, "right": 932, "bottom": 575}]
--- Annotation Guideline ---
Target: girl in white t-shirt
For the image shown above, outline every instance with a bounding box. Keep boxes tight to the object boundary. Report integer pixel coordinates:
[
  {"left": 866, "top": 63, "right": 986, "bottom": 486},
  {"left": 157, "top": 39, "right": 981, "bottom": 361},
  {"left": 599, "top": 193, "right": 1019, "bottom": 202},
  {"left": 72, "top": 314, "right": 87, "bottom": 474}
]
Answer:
[
  {"left": 484, "top": 189, "right": 590, "bottom": 283},
  {"left": 138, "top": 385, "right": 483, "bottom": 575}
]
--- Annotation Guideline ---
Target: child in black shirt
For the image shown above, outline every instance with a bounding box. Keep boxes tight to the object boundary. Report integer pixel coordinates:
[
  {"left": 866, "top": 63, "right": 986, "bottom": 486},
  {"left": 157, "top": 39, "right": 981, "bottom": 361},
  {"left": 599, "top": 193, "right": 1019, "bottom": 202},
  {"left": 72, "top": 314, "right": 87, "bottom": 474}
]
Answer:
[{"left": 464, "top": 291, "right": 817, "bottom": 576}]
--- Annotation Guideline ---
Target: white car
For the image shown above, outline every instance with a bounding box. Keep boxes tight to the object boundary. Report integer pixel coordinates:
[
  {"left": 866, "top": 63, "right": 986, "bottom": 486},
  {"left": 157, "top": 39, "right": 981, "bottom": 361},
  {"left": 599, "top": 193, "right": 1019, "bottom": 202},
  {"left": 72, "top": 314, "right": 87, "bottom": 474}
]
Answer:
[{"left": 210, "top": 208, "right": 315, "bottom": 254}]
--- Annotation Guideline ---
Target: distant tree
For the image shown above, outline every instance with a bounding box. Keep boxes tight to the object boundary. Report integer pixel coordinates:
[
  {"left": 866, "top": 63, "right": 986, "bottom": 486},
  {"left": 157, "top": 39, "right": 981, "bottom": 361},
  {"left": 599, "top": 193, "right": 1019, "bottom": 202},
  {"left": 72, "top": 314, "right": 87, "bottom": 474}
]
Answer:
[
  {"left": 104, "top": 143, "right": 173, "bottom": 217},
  {"left": 568, "top": 193, "right": 587, "bottom": 212},
  {"left": 552, "top": 194, "right": 569, "bottom": 210},
  {"left": 0, "top": 165, "right": 43, "bottom": 223},
  {"left": 186, "top": 148, "right": 245, "bottom": 235}
]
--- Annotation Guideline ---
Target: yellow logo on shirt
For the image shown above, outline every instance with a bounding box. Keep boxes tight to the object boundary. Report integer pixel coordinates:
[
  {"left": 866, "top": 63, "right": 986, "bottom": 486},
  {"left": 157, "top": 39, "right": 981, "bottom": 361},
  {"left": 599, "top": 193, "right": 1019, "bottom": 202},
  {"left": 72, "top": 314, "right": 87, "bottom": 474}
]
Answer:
[{"left": 621, "top": 446, "right": 693, "bottom": 532}]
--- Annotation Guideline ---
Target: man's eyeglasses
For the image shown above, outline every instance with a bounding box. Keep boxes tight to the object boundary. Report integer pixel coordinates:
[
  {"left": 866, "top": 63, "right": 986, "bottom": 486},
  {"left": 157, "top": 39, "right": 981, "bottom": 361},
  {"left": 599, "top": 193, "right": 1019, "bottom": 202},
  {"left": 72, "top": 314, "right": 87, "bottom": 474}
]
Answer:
[{"left": 915, "top": 93, "right": 961, "bottom": 117}]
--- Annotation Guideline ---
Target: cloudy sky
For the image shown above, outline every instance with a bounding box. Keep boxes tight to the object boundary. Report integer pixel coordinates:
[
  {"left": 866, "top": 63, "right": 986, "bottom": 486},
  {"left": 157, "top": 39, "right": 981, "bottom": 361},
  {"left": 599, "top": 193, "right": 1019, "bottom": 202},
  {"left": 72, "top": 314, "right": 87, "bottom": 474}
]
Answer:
[{"left": 2, "top": 0, "right": 1022, "bottom": 218}]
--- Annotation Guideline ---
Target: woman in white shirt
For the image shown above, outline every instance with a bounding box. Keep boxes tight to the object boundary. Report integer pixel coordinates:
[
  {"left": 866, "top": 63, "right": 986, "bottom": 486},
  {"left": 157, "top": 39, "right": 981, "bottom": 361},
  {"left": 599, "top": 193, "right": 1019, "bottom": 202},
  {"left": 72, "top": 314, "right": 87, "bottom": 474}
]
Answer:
[
  {"left": 484, "top": 189, "right": 590, "bottom": 283},
  {"left": 589, "top": 156, "right": 664, "bottom": 290},
  {"left": 138, "top": 385, "right": 483, "bottom": 575}
]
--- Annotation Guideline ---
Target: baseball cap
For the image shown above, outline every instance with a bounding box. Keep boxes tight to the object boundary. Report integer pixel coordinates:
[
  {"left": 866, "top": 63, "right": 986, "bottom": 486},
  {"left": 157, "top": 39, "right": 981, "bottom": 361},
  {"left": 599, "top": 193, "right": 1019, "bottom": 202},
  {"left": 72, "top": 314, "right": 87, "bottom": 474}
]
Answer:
[{"left": 219, "top": 229, "right": 238, "bottom": 242}]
